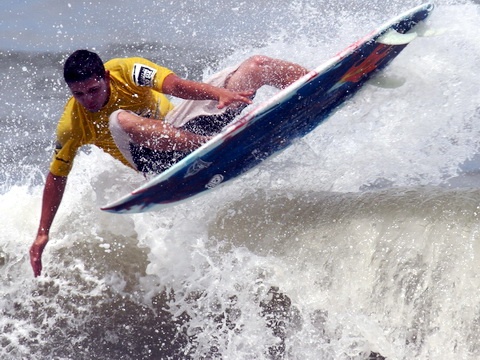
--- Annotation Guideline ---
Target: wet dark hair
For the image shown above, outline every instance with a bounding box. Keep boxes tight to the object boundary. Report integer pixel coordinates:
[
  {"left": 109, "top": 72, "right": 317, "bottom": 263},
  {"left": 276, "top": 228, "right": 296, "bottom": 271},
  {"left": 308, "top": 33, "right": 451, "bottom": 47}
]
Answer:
[{"left": 63, "top": 50, "right": 106, "bottom": 84}]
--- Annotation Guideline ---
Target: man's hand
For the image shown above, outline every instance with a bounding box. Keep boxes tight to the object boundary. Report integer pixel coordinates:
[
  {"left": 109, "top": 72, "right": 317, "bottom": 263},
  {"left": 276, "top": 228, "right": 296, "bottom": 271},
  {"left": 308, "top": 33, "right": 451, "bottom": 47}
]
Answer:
[
  {"left": 162, "top": 74, "right": 254, "bottom": 109},
  {"left": 216, "top": 89, "right": 254, "bottom": 109},
  {"left": 30, "top": 233, "right": 49, "bottom": 277}
]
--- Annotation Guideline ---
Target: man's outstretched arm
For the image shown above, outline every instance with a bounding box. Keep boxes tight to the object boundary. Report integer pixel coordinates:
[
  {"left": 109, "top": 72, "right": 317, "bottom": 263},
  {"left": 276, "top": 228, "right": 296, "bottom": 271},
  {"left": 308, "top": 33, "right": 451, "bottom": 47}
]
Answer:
[{"left": 30, "top": 172, "right": 67, "bottom": 277}]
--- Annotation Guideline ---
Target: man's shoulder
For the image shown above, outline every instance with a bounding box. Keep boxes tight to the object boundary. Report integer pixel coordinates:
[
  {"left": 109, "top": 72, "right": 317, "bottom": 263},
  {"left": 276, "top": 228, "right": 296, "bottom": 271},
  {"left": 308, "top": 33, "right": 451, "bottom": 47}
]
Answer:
[
  {"left": 106, "top": 57, "right": 174, "bottom": 89},
  {"left": 105, "top": 57, "right": 153, "bottom": 84},
  {"left": 105, "top": 57, "right": 153, "bottom": 70},
  {"left": 105, "top": 57, "right": 174, "bottom": 73}
]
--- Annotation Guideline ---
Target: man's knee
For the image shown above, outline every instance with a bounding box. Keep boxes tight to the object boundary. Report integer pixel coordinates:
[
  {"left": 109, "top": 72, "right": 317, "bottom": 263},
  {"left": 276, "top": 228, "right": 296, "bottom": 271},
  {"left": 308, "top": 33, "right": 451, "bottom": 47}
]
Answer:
[
  {"left": 240, "top": 55, "right": 273, "bottom": 73},
  {"left": 226, "top": 55, "right": 275, "bottom": 91},
  {"left": 109, "top": 110, "right": 124, "bottom": 130},
  {"left": 108, "top": 110, "right": 137, "bottom": 167},
  {"left": 109, "top": 110, "right": 137, "bottom": 133}
]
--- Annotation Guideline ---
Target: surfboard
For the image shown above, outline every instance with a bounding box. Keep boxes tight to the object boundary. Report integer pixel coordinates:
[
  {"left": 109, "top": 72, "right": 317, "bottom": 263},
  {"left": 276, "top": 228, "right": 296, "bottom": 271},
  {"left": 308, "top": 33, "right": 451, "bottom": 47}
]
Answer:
[{"left": 102, "top": 2, "right": 434, "bottom": 214}]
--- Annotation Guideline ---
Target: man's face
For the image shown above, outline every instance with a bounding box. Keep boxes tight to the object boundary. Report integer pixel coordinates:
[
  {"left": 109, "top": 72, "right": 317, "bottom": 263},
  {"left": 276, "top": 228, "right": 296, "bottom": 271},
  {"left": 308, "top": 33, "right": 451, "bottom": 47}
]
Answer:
[{"left": 68, "top": 74, "right": 110, "bottom": 112}]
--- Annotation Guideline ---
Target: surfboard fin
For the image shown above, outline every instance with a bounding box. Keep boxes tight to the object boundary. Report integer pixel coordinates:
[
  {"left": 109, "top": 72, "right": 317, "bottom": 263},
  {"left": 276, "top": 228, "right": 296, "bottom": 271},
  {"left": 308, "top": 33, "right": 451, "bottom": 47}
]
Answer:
[
  {"left": 411, "top": 22, "right": 446, "bottom": 37},
  {"left": 377, "top": 29, "right": 418, "bottom": 45}
]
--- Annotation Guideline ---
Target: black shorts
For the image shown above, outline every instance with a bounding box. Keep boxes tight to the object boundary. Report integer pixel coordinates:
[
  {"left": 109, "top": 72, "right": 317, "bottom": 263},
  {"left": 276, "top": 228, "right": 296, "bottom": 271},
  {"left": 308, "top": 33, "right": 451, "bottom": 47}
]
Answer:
[{"left": 130, "top": 106, "right": 245, "bottom": 174}]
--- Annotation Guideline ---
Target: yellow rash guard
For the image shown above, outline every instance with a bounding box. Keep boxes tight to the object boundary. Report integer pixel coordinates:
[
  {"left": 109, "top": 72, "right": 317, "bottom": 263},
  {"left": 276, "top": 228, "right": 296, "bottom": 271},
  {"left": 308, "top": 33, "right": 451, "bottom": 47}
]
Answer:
[{"left": 49, "top": 57, "right": 175, "bottom": 177}]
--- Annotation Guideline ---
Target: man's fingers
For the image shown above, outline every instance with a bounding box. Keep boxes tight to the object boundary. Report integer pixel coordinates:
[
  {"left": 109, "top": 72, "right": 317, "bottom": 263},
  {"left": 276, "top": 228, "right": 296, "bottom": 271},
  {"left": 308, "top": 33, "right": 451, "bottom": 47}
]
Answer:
[
  {"left": 29, "top": 245, "right": 43, "bottom": 277},
  {"left": 30, "top": 256, "right": 42, "bottom": 277}
]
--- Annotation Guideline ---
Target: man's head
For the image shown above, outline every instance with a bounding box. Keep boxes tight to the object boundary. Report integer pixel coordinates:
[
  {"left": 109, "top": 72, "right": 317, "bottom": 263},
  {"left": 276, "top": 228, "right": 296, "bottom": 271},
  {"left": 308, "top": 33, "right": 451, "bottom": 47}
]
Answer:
[
  {"left": 64, "top": 50, "right": 110, "bottom": 112},
  {"left": 64, "top": 49, "right": 105, "bottom": 84}
]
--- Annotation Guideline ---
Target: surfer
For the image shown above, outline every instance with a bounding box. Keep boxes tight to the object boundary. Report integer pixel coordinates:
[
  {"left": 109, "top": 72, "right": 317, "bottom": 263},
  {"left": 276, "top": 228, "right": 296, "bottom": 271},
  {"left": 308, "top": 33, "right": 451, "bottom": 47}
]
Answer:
[{"left": 29, "top": 49, "right": 308, "bottom": 277}]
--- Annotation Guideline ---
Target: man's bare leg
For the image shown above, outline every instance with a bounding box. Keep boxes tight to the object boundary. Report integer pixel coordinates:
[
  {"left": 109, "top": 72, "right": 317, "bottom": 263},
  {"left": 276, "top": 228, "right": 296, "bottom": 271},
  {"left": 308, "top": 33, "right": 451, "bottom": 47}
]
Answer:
[
  {"left": 225, "top": 55, "right": 309, "bottom": 92},
  {"left": 114, "top": 110, "right": 209, "bottom": 152}
]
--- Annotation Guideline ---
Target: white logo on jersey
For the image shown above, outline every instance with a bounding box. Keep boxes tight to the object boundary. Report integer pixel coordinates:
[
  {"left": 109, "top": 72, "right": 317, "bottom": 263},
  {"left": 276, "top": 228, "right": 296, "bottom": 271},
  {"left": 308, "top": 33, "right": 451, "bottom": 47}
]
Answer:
[{"left": 132, "top": 64, "right": 157, "bottom": 87}]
